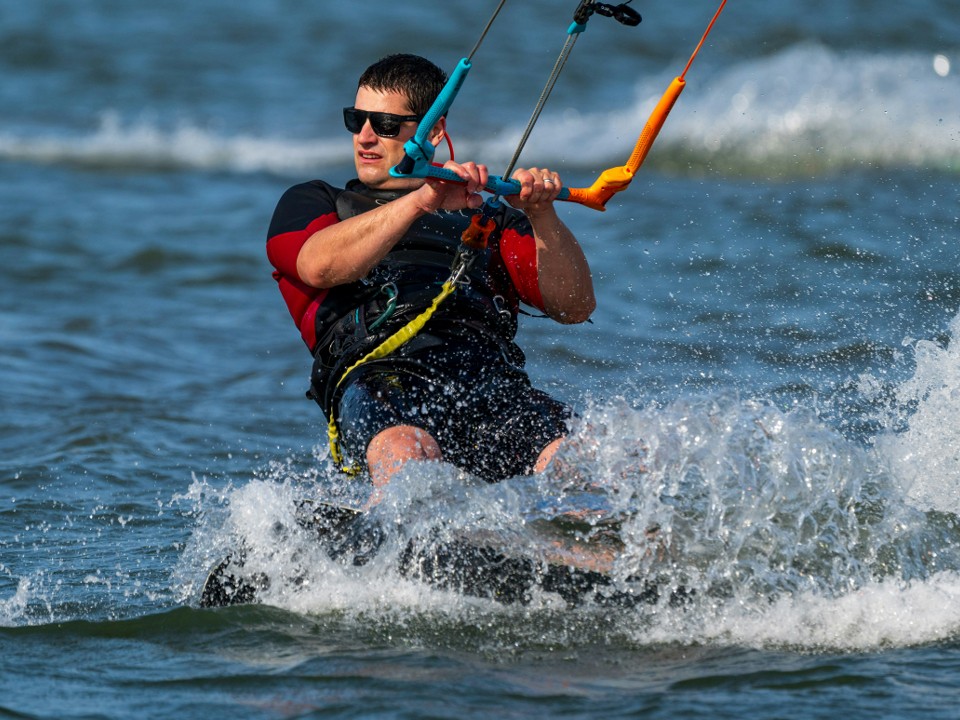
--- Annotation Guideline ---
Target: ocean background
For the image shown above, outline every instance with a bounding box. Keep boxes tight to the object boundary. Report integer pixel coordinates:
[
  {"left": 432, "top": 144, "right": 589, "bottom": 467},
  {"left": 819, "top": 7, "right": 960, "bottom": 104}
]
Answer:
[{"left": 3, "top": 0, "right": 960, "bottom": 717}]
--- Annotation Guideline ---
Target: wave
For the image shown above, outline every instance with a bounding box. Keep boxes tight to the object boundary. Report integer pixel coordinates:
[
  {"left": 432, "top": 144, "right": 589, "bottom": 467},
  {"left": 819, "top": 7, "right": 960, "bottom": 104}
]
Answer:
[
  {"left": 156, "top": 311, "right": 960, "bottom": 652},
  {"left": 521, "top": 43, "right": 960, "bottom": 178},
  {"left": 6, "top": 312, "right": 960, "bottom": 651},
  {"left": 0, "top": 112, "right": 347, "bottom": 175},
  {"left": 1, "top": 44, "right": 957, "bottom": 179}
]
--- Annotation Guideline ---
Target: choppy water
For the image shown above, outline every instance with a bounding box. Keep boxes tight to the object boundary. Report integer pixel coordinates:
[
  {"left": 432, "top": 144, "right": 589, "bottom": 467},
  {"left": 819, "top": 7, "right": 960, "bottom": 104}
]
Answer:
[{"left": 3, "top": 1, "right": 960, "bottom": 717}]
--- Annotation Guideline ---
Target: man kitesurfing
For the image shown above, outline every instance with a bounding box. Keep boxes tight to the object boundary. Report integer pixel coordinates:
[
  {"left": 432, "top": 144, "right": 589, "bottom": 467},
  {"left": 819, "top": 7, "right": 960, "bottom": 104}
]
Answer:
[
  {"left": 267, "top": 0, "right": 727, "bottom": 495},
  {"left": 200, "top": 1, "right": 728, "bottom": 608},
  {"left": 267, "top": 53, "right": 596, "bottom": 491}
]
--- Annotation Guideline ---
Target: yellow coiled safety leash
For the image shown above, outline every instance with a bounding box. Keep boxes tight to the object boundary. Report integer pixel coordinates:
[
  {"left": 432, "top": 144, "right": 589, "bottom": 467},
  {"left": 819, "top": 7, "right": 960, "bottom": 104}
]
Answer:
[{"left": 326, "top": 213, "right": 496, "bottom": 474}]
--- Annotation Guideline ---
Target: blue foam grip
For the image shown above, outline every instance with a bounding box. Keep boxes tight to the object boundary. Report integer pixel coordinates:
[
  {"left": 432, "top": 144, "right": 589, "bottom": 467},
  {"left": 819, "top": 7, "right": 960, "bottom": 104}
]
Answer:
[
  {"left": 391, "top": 58, "right": 473, "bottom": 179},
  {"left": 418, "top": 166, "right": 571, "bottom": 201}
]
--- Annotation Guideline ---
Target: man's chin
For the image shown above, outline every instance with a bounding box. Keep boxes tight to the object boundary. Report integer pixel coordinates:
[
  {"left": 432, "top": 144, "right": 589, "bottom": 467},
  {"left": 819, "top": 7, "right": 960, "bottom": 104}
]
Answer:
[
  {"left": 356, "top": 167, "right": 390, "bottom": 188},
  {"left": 359, "top": 175, "right": 389, "bottom": 189},
  {"left": 358, "top": 170, "right": 421, "bottom": 192}
]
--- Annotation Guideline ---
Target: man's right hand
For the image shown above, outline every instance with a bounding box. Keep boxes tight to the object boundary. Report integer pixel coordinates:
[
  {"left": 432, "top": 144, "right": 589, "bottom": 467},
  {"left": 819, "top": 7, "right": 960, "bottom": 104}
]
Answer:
[{"left": 417, "top": 160, "right": 489, "bottom": 213}]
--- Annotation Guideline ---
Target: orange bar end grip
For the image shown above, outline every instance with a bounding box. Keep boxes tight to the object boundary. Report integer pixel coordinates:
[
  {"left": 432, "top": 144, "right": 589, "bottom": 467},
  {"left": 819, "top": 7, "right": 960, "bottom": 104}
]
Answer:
[
  {"left": 566, "top": 166, "right": 635, "bottom": 211},
  {"left": 625, "top": 76, "right": 686, "bottom": 174}
]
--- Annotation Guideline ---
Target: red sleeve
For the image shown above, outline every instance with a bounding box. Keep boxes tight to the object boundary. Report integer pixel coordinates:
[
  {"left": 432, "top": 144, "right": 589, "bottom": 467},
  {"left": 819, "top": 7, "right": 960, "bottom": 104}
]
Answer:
[
  {"left": 266, "top": 181, "right": 341, "bottom": 349},
  {"left": 266, "top": 213, "right": 338, "bottom": 280},
  {"left": 498, "top": 226, "right": 544, "bottom": 311}
]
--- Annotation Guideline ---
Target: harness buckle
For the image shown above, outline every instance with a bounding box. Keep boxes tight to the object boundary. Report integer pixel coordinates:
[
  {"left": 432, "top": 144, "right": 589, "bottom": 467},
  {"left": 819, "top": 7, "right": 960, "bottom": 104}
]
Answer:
[
  {"left": 380, "top": 282, "right": 398, "bottom": 299},
  {"left": 368, "top": 282, "right": 399, "bottom": 332},
  {"left": 493, "top": 294, "right": 511, "bottom": 319},
  {"left": 449, "top": 247, "right": 481, "bottom": 286}
]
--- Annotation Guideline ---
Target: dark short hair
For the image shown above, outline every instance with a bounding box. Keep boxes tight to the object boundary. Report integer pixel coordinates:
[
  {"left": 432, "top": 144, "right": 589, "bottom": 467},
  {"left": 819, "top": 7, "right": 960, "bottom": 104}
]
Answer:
[{"left": 357, "top": 54, "right": 448, "bottom": 118}]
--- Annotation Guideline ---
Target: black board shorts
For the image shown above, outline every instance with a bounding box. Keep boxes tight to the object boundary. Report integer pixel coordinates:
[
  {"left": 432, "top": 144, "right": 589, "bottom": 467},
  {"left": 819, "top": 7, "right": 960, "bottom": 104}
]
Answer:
[{"left": 335, "top": 342, "right": 571, "bottom": 482}]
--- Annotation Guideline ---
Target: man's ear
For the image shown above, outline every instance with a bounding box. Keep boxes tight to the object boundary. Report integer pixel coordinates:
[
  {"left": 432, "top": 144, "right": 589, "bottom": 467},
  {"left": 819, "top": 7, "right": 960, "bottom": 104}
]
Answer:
[{"left": 428, "top": 116, "right": 446, "bottom": 147}]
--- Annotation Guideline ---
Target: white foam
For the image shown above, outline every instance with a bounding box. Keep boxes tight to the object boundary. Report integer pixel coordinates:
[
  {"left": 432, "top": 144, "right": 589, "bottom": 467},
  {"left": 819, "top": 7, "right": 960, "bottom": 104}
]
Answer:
[
  {"left": 638, "top": 572, "right": 960, "bottom": 650},
  {"left": 3, "top": 46, "right": 957, "bottom": 177},
  {"left": 179, "top": 362, "right": 960, "bottom": 651},
  {"left": 0, "top": 576, "right": 31, "bottom": 628},
  {"left": 0, "top": 112, "right": 348, "bottom": 174},
  {"left": 877, "top": 313, "right": 960, "bottom": 514}
]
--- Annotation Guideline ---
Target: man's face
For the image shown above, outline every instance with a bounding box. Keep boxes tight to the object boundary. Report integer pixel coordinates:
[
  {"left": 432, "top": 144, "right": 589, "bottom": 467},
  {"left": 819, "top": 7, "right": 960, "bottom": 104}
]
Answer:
[{"left": 350, "top": 86, "right": 430, "bottom": 190}]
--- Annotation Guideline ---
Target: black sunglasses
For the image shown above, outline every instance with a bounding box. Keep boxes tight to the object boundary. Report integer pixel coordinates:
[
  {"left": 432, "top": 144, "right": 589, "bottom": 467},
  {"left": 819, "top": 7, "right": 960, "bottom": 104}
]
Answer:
[{"left": 342, "top": 107, "right": 421, "bottom": 138}]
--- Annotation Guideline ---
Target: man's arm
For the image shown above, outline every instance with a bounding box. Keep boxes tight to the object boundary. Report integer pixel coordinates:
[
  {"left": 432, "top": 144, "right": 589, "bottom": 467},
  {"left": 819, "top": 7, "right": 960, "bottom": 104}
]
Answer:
[
  {"left": 295, "top": 192, "right": 432, "bottom": 288},
  {"left": 507, "top": 168, "right": 596, "bottom": 324},
  {"left": 528, "top": 205, "right": 596, "bottom": 324},
  {"left": 296, "top": 161, "right": 489, "bottom": 289}
]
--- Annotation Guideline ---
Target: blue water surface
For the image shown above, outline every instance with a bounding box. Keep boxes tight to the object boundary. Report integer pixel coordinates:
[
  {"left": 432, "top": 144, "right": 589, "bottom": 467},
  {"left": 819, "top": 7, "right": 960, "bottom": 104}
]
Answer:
[{"left": 2, "top": 1, "right": 960, "bottom": 717}]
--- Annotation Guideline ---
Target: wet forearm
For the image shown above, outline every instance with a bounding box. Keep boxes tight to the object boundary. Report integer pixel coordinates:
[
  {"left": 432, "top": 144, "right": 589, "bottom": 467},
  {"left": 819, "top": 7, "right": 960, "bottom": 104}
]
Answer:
[{"left": 296, "top": 192, "right": 431, "bottom": 288}]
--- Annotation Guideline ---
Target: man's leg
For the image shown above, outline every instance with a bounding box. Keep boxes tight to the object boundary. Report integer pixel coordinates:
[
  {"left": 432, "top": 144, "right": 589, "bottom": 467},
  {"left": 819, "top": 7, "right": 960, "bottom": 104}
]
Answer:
[
  {"left": 366, "top": 424, "right": 442, "bottom": 488},
  {"left": 533, "top": 436, "right": 564, "bottom": 473}
]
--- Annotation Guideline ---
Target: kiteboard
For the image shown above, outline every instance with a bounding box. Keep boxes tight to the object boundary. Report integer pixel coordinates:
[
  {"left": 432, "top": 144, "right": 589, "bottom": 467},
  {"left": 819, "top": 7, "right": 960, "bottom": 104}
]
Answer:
[{"left": 200, "top": 499, "right": 686, "bottom": 609}]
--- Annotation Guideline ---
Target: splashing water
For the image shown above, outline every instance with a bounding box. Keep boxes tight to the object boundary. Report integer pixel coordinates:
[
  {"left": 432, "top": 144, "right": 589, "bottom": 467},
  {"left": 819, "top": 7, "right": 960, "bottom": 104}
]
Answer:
[
  {"left": 876, "top": 314, "right": 960, "bottom": 515},
  {"left": 178, "top": 351, "right": 960, "bottom": 651},
  {"left": 167, "top": 306, "right": 960, "bottom": 652}
]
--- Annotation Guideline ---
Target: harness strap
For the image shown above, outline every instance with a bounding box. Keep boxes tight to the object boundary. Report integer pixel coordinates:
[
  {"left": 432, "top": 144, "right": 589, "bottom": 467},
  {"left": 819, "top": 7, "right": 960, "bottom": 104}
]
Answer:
[{"left": 326, "top": 280, "right": 457, "bottom": 474}]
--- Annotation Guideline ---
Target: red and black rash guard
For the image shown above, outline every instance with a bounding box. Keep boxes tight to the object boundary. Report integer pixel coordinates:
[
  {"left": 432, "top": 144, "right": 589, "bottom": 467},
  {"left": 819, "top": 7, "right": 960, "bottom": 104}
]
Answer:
[{"left": 266, "top": 179, "right": 545, "bottom": 353}]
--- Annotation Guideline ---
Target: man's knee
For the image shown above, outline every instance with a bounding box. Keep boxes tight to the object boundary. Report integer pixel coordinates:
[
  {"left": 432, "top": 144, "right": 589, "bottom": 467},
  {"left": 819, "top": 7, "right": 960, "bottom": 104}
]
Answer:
[
  {"left": 534, "top": 436, "right": 565, "bottom": 473},
  {"left": 366, "top": 425, "right": 441, "bottom": 486}
]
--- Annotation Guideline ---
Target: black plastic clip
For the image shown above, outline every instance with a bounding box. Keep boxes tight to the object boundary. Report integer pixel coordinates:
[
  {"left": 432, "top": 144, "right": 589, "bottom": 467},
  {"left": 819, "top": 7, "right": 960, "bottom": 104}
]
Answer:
[{"left": 595, "top": 1, "right": 642, "bottom": 27}]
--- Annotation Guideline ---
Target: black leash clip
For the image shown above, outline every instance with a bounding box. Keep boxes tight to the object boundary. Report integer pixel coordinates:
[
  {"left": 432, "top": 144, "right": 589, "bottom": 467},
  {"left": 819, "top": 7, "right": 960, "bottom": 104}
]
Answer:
[{"left": 595, "top": 1, "right": 642, "bottom": 27}]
